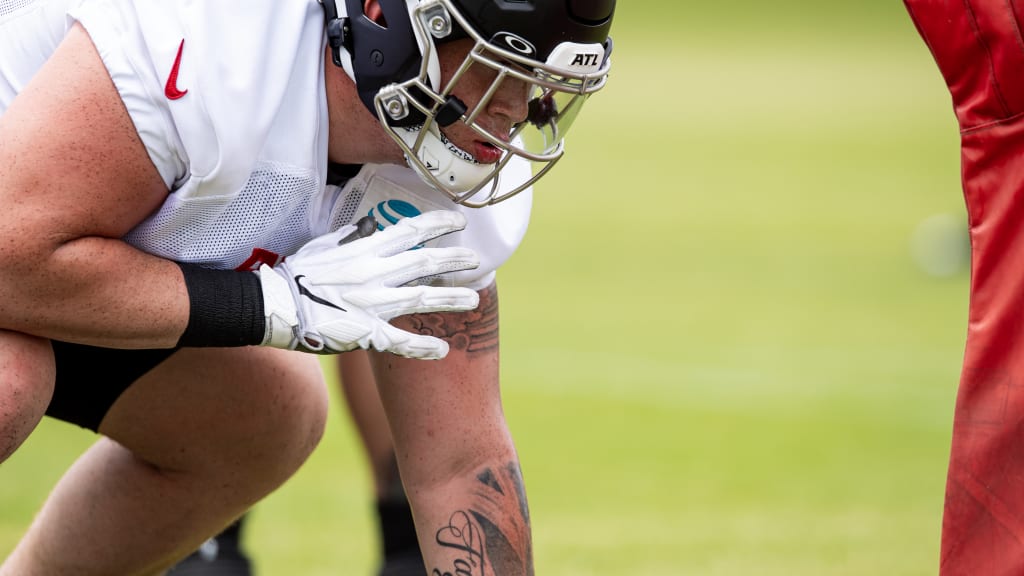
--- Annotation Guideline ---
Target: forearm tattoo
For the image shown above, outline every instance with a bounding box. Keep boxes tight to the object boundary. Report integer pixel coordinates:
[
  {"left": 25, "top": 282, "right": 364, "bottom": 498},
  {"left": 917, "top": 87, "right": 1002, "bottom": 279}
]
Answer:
[
  {"left": 431, "top": 461, "right": 533, "bottom": 576},
  {"left": 407, "top": 283, "right": 499, "bottom": 354}
]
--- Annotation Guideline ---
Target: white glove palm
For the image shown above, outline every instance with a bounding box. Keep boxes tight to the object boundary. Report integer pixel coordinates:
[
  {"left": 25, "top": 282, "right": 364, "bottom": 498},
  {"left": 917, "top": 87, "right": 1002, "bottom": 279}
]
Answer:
[{"left": 258, "top": 210, "right": 479, "bottom": 359}]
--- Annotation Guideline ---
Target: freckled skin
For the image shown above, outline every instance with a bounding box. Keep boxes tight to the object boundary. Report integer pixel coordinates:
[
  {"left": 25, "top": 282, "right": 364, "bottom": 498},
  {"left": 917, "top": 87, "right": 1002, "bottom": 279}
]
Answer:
[{"left": 367, "top": 284, "right": 535, "bottom": 575}]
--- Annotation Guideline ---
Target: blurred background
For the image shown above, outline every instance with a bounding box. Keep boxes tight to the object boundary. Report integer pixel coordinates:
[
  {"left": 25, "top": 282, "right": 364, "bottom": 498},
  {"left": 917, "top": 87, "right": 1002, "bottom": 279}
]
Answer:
[{"left": 0, "top": 1, "right": 970, "bottom": 575}]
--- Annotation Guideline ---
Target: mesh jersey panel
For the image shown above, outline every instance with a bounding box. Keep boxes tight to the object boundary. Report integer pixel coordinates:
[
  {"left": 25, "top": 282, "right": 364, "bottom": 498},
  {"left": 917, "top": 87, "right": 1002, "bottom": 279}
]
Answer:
[
  {"left": 328, "top": 181, "right": 367, "bottom": 233},
  {"left": 0, "top": 0, "right": 38, "bottom": 18},
  {"left": 124, "top": 161, "right": 321, "bottom": 270}
]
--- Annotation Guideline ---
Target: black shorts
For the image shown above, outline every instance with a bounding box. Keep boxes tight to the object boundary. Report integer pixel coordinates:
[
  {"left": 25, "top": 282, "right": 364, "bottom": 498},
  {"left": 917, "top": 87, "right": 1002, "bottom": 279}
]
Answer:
[{"left": 46, "top": 341, "right": 180, "bottom": 432}]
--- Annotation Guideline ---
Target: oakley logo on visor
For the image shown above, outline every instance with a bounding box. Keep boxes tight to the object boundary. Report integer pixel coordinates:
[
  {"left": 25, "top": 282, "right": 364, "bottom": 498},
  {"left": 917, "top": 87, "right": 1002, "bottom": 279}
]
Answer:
[{"left": 492, "top": 32, "right": 536, "bottom": 57}]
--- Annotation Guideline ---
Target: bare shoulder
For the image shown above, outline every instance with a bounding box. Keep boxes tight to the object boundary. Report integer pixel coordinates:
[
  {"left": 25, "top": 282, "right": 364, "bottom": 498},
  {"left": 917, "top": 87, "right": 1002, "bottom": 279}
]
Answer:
[{"left": 0, "top": 23, "right": 167, "bottom": 242}]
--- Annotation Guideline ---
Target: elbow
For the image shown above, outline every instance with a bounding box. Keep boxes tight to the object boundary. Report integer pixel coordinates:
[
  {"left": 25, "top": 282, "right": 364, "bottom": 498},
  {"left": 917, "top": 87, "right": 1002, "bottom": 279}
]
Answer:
[{"left": 0, "top": 222, "right": 71, "bottom": 327}]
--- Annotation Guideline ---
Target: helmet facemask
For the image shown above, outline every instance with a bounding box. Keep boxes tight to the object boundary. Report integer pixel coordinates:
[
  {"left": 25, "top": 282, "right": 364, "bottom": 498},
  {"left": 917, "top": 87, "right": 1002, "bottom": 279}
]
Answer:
[{"left": 325, "top": 0, "right": 613, "bottom": 207}]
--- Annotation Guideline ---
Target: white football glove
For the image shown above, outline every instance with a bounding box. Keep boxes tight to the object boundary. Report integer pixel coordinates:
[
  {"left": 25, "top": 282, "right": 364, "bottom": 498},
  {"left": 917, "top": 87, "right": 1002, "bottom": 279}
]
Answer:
[{"left": 258, "top": 210, "right": 479, "bottom": 359}]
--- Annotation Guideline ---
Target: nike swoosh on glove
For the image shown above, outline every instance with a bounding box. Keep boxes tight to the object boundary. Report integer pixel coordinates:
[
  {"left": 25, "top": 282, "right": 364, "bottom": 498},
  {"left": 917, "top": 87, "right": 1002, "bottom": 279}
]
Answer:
[{"left": 257, "top": 210, "right": 480, "bottom": 359}]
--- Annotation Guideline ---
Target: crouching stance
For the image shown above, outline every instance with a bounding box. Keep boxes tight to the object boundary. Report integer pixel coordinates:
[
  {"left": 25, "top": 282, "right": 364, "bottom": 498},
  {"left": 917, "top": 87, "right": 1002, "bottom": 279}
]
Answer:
[{"left": 0, "top": 0, "right": 614, "bottom": 573}]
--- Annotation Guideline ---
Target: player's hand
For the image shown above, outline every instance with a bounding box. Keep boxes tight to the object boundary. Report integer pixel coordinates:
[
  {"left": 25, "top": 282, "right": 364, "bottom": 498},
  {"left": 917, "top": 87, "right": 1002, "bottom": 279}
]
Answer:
[{"left": 257, "top": 210, "right": 479, "bottom": 359}]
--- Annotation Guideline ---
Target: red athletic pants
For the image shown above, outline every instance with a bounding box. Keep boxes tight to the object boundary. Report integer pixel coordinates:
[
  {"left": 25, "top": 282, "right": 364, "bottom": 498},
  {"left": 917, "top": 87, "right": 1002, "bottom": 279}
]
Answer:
[{"left": 906, "top": 1, "right": 1024, "bottom": 573}]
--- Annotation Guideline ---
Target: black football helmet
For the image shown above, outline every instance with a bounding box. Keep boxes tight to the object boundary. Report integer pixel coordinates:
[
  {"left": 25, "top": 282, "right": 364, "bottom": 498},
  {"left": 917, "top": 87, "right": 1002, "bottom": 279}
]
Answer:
[{"left": 322, "top": 0, "right": 615, "bottom": 206}]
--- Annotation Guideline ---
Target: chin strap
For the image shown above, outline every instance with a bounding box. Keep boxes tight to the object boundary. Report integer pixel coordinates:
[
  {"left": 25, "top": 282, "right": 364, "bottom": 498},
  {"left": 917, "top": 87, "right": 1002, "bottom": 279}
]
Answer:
[{"left": 435, "top": 95, "right": 467, "bottom": 127}]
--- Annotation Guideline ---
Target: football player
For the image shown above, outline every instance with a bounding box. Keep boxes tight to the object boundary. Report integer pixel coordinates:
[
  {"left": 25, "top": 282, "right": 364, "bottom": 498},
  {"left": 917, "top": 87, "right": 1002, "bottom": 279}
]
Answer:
[{"left": 0, "top": 0, "right": 614, "bottom": 574}]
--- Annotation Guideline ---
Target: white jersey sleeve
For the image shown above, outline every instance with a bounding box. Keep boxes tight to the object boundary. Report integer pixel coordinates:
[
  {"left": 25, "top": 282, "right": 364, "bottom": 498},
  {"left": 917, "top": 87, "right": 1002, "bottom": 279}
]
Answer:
[
  {"left": 68, "top": 0, "right": 331, "bottom": 271},
  {"left": 0, "top": 0, "right": 77, "bottom": 110}
]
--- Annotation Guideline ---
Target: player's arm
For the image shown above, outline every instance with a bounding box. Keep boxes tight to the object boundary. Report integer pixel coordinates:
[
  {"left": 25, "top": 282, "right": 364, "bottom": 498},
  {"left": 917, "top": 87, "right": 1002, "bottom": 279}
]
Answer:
[
  {"left": 371, "top": 282, "right": 534, "bottom": 575},
  {"left": 0, "top": 23, "right": 188, "bottom": 348},
  {"left": 0, "top": 24, "right": 478, "bottom": 355}
]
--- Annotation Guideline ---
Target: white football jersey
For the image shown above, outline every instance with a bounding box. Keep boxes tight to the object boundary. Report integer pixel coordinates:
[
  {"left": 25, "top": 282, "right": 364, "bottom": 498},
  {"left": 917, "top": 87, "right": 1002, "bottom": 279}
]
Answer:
[
  {"left": 0, "top": 0, "right": 531, "bottom": 290},
  {"left": 325, "top": 162, "right": 532, "bottom": 289}
]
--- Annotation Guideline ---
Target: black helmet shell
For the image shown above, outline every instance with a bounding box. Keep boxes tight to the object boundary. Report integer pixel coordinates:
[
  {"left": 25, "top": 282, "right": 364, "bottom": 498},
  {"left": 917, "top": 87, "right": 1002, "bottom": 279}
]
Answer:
[{"left": 450, "top": 0, "right": 614, "bottom": 61}]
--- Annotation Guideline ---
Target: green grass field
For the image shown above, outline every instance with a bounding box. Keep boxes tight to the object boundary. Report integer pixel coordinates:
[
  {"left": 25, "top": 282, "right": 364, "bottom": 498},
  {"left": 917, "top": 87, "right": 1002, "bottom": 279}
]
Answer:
[{"left": 0, "top": 3, "right": 971, "bottom": 574}]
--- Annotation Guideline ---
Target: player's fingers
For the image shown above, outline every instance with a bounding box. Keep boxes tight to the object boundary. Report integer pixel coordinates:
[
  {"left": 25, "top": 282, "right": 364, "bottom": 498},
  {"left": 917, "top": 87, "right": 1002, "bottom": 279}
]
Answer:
[
  {"left": 316, "top": 312, "right": 452, "bottom": 359},
  {"left": 308, "top": 246, "right": 478, "bottom": 286},
  {"left": 379, "top": 246, "right": 479, "bottom": 287},
  {"left": 367, "top": 210, "right": 469, "bottom": 257},
  {"left": 345, "top": 285, "right": 480, "bottom": 319},
  {"left": 377, "top": 323, "right": 451, "bottom": 360}
]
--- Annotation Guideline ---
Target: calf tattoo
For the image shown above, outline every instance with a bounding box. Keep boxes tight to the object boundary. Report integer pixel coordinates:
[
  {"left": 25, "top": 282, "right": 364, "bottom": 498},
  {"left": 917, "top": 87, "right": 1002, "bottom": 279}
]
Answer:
[
  {"left": 406, "top": 283, "right": 499, "bottom": 354},
  {"left": 431, "top": 462, "right": 533, "bottom": 576}
]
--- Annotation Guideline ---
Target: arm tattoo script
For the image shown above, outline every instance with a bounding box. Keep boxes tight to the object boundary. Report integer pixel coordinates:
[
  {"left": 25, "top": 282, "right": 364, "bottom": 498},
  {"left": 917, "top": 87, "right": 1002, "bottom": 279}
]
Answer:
[
  {"left": 407, "top": 283, "right": 498, "bottom": 355},
  {"left": 431, "top": 462, "right": 534, "bottom": 576}
]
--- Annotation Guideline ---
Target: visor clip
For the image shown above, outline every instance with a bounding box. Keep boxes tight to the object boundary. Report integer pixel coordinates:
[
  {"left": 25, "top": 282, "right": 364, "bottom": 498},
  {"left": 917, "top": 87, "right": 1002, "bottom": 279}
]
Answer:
[
  {"left": 326, "top": 17, "right": 352, "bottom": 67},
  {"left": 436, "top": 95, "right": 467, "bottom": 127}
]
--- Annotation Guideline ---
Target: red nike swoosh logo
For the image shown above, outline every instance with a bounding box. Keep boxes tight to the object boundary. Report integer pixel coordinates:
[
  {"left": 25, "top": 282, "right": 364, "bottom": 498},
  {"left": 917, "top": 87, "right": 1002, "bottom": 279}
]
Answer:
[{"left": 165, "top": 39, "right": 188, "bottom": 100}]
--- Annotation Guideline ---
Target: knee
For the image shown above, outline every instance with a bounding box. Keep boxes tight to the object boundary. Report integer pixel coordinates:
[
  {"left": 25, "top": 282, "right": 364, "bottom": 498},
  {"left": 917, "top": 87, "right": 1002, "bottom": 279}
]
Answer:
[
  {"left": 204, "top": 356, "right": 329, "bottom": 499},
  {"left": 100, "top": 348, "right": 329, "bottom": 502},
  {"left": 0, "top": 332, "right": 54, "bottom": 463},
  {"left": 242, "top": 361, "right": 329, "bottom": 487}
]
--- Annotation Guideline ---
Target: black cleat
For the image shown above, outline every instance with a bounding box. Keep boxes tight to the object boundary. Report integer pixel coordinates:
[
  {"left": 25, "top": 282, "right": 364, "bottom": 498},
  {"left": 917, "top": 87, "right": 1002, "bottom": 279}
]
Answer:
[
  {"left": 378, "top": 549, "right": 426, "bottom": 576},
  {"left": 168, "top": 520, "right": 253, "bottom": 576}
]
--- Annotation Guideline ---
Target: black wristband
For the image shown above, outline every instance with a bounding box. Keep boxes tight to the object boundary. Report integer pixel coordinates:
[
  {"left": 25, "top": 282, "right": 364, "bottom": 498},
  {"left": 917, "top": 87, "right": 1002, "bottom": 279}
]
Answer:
[{"left": 175, "top": 262, "right": 266, "bottom": 347}]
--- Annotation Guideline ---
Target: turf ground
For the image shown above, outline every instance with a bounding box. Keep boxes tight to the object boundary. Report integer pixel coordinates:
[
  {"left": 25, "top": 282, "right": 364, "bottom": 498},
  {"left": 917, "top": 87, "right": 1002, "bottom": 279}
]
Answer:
[{"left": 0, "top": 2, "right": 971, "bottom": 574}]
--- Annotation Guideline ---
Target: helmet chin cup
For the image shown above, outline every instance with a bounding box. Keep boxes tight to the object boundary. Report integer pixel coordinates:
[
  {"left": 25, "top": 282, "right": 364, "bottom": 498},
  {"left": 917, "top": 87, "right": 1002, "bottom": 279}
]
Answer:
[{"left": 396, "top": 124, "right": 495, "bottom": 198}]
